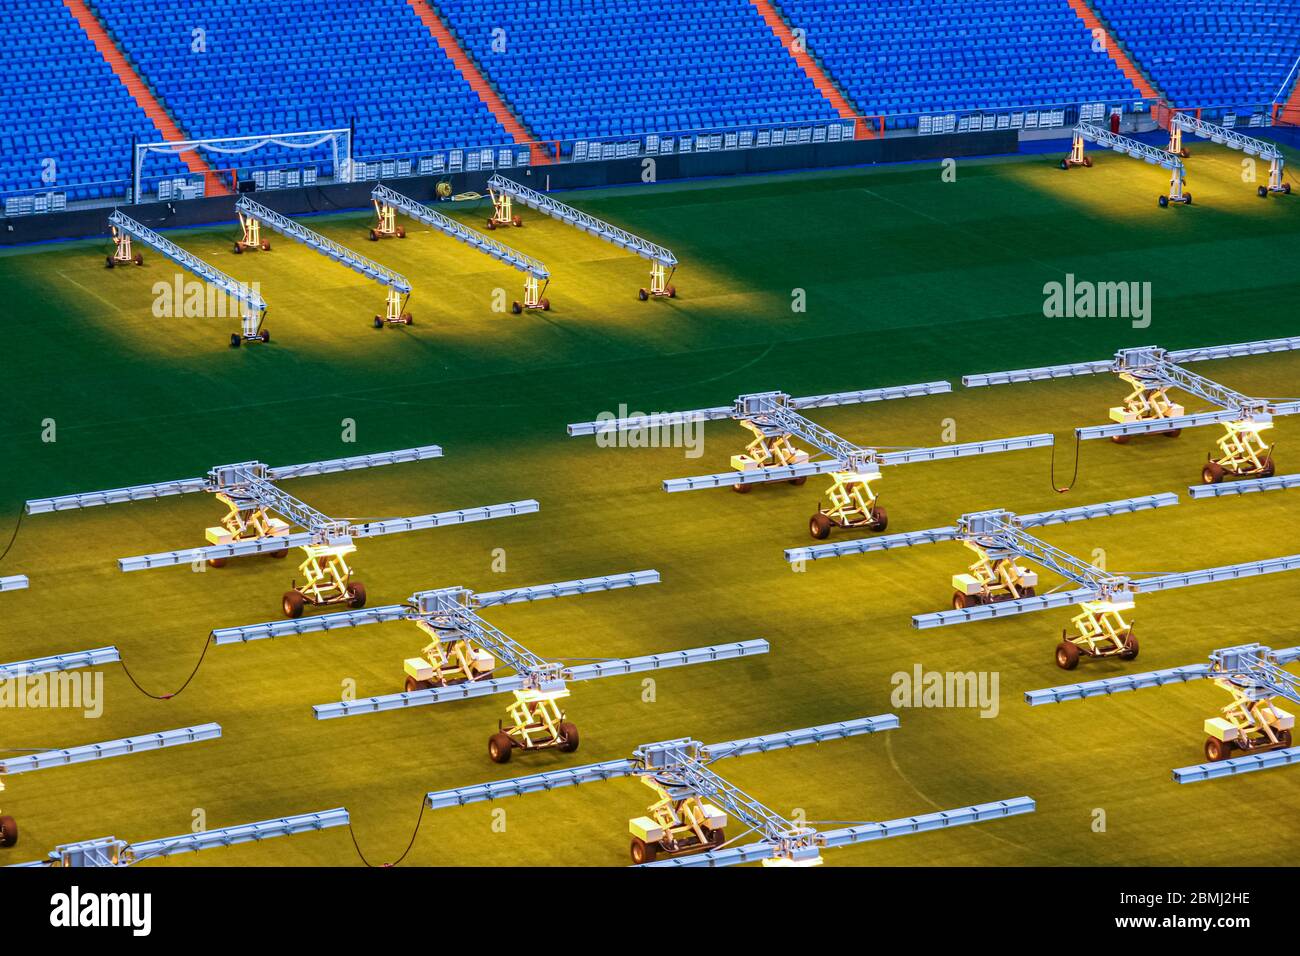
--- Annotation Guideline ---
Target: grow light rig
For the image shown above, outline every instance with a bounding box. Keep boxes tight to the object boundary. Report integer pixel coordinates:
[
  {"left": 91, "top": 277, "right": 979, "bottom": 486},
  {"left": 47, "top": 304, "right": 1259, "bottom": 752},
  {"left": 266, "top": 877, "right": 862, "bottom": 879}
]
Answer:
[
  {"left": 1026, "top": 644, "right": 1300, "bottom": 782},
  {"left": 25, "top": 445, "right": 538, "bottom": 618},
  {"left": 11, "top": 808, "right": 350, "bottom": 867},
  {"left": 1167, "top": 112, "right": 1290, "bottom": 198},
  {"left": 569, "top": 382, "right": 1053, "bottom": 539},
  {"left": 0, "top": 576, "right": 27, "bottom": 593},
  {"left": 425, "top": 716, "right": 1035, "bottom": 866},
  {"left": 211, "top": 570, "right": 769, "bottom": 763},
  {"left": 487, "top": 174, "right": 678, "bottom": 300},
  {"left": 0, "top": 724, "right": 222, "bottom": 851},
  {"left": 1062, "top": 122, "right": 1191, "bottom": 207},
  {"left": 964, "top": 337, "right": 1300, "bottom": 484},
  {"left": 370, "top": 184, "right": 551, "bottom": 313},
  {"left": 788, "top": 493, "right": 1300, "bottom": 670},
  {"left": 234, "top": 196, "right": 414, "bottom": 328},
  {"left": 105, "top": 210, "right": 270, "bottom": 346}
]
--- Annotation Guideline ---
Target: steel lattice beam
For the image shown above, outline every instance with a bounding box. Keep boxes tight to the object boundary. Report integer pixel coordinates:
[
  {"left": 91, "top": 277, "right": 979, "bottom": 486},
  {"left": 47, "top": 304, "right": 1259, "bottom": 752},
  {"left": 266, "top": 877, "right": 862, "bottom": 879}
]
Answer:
[
  {"left": 372, "top": 185, "right": 548, "bottom": 279},
  {"left": 487, "top": 174, "right": 676, "bottom": 266},
  {"left": 236, "top": 197, "right": 412, "bottom": 292}
]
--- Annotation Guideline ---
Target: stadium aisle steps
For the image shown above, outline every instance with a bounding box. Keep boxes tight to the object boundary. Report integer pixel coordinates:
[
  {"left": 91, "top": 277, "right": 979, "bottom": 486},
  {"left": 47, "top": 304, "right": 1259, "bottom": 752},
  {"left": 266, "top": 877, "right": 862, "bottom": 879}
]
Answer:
[
  {"left": 412, "top": 0, "right": 550, "bottom": 163},
  {"left": 750, "top": 0, "right": 875, "bottom": 137},
  {"left": 63, "top": 0, "right": 228, "bottom": 194},
  {"left": 1281, "top": 72, "right": 1300, "bottom": 125},
  {"left": 1062, "top": 0, "right": 1163, "bottom": 103}
]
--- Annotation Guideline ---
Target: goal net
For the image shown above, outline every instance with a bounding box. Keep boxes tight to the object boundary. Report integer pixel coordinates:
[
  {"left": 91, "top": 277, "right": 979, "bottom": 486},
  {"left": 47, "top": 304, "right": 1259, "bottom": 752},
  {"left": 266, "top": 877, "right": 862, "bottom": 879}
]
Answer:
[{"left": 132, "top": 128, "right": 352, "bottom": 202}]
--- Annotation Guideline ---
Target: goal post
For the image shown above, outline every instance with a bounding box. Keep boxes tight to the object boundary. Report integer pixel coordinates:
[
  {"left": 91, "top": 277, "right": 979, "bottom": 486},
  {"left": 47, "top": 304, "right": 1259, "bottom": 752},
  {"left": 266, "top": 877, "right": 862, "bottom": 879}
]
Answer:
[{"left": 132, "top": 128, "right": 353, "bottom": 203}]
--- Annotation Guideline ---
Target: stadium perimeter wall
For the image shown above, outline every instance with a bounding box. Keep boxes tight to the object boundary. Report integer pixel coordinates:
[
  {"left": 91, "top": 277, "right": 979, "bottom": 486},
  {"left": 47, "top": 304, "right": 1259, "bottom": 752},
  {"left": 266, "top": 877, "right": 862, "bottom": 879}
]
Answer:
[{"left": 0, "top": 130, "right": 1016, "bottom": 246}]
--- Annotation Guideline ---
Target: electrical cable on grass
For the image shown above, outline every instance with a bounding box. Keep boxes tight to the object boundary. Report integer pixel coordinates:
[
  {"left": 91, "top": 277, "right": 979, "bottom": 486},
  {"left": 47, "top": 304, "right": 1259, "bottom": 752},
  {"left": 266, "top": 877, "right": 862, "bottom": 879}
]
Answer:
[
  {"left": 118, "top": 638, "right": 214, "bottom": 700},
  {"left": 348, "top": 797, "right": 427, "bottom": 867},
  {"left": 0, "top": 508, "right": 24, "bottom": 565},
  {"left": 1050, "top": 432, "right": 1081, "bottom": 493}
]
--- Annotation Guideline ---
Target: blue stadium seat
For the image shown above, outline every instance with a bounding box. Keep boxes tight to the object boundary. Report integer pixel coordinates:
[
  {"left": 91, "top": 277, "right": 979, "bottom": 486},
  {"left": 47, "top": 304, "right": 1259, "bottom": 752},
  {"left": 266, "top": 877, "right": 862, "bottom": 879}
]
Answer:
[
  {"left": 776, "top": 0, "right": 1143, "bottom": 121},
  {"left": 1092, "top": 0, "right": 1300, "bottom": 108},
  {"left": 433, "top": 0, "right": 841, "bottom": 142},
  {"left": 0, "top": 0, "right": 185, "bottom": 201},
  {"left": 90, "top": 0, "right": 512, "bottom": 172}
]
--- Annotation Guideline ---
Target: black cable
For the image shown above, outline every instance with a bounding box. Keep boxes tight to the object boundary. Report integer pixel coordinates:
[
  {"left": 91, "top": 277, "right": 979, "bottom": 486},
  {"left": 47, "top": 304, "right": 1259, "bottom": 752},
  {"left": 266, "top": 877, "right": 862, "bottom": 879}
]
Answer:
[
  {"left": 1050, "top": 432, "right": 1081, "bottom": 493},
  {"left": 0, "top": 507, "right": 23, "bottom": 565},
  {"left": 348, "top": 797, "right": 427, "bottom": 867},
  {"left": 118, "top": 637, "right": 213, "bottom": 700}
]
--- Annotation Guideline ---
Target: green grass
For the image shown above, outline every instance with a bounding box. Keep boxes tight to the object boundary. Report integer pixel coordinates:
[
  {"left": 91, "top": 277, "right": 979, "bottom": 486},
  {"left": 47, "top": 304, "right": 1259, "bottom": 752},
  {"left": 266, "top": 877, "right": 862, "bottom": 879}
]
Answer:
[{"left": 2, "top": 144, "right": 1299, "bottom": 866}]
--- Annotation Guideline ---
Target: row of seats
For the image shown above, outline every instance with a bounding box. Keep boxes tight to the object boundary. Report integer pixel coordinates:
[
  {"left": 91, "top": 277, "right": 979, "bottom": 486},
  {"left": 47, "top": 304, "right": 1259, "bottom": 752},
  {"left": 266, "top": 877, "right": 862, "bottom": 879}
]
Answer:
[
  {"left": 0, "top": 0, "right": 186, "bottom": 201},
  {"left": 433, "top": 0, "right": 842, "bottom": 141},
  {"left": 3, "top": 0, "right": 1298, "bottom": 202},
  {"left": 776, "top": 0, "right": 1143, "bottom": 116},
  {"left": 89, "top": 0, "right": 512, "bottom": 172},
  {"left": 1091, "top": 0, "right": 1300, "bottom": 108}
]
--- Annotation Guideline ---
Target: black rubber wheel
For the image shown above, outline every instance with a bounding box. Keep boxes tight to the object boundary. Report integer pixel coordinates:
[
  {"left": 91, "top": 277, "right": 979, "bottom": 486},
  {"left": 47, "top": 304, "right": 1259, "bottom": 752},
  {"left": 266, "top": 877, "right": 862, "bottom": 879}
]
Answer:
[
  {"left": 346, "top": 582, "right": 367, "bottom": 609},
  {"left": 270, "top": 548, "right": 288, "bottom": 559},
  {"left": 512, "top": 215, "right": 522, "bottom": 227},
  {"left": 260, "top": 330, "right": 270, "bottom": 343},
  {"left": 1184, "top": 192, "right": 1192, "bottom": 205},
  {"left": 1119, "top": 631, "right": 1139, "bottom": 661},
  {"left": 261, "top": 239, "right": 271, "bottom": 251},
  {"left": 1056, "top": 641, "right": 1081, "bottom": 670},
  {"left": 952, "top": 591, "right": 971, "bottom": 611},
  {"left": 638, "top": 288, "right": 648, "bottom": 301},
  {"left": 788, "top": 475, "right": 807, "bottom": 486},
  {"left": 630, "top": 837, "right": 657, "bottom": 865},
  {"left": 1202, "top": 460, "right": 1226, "bottom": 484},
  {"left": 1083, "top": 156, "right": 1092, "bottom": 168},
  {"left": 1277, "top": 729, "right": 1293, "bottom": 748},
  {"left": 405, "top": 676, "right": 433, "bottom": 692},
  {"left": 230, "top": 333, "right": 242, "bottom": 348},
  {"left": 134, "top": 253, "right": 144, "bottom": 265},
  {"left": 511, "top": 302, "right": 522, "bottom": 314},
  {"left": 207, "top": 557, "right": 227, "bottom": 569},
  {"left": 1110, "top": 433, "right": 1130, "bottom": 444},
  {"left": 0, "top": 815, "right": 16, "bottom": 848},
  {"left": 870, "top": 505, "right": 888, "bottom": 532},
  {"left": 1259, "top": 186, "right": 1269, "bottom": 198},
  {"left": 374, "top": 317, "right": 383, "bottom": 329},
  {"left": 541, "top": 298, "right": 550, "bottom": 311},
  {"left": 369, "top": 229, "right": 379, "bottom": 241},
  {"left": 1259, "top": 456, "right": 1276, "bottom": 478},
  {"left": 1159, "top": 195, "right": 1169, "bottom": 208},
  {"left": 488, "top": 732, "right": 513, "bottom": 764},
  {"left": 1060, "top": 158, "right": 1069, "bottom": 170},
  {"left": 732, "top": 481, "right": 753, "bottom": 494},
  {"left": 707, "top": 827, "right": 726, "bottom": 848},
  {"left": 282, "top": 589, "right": 306, "bottom": 618},
  {"left": 106, "top": 255, "right": 115, "bottom": 268},
  {"left": 486, "top": 219, "right": 496, "bottom": 230},
  {"left": 233, "top": 243, "right": 243, "bottom": 254},
  {"left": 1162, "top": 428, "right": 1182, "bottom": 438},
  {"left": 402, "top": 314, "right": 413, "bottom": 326},
  {"left": 809, "top": 512, "right": 832, "bottom": 539},
  {"left": 1205, "top": 737, "right": 1231, "bottom": 762},
  {"left": 667, "top": 286, "right": 676, "bottom": 298},
  {"left": 1020, "top": 586, "right": 1037, "bottom": 598},
  {"left": 557, "top": 721, "right": 580, "bottom": 753},
  {"left": 397, "top": 227, "right": 405, "bottom": 239}
]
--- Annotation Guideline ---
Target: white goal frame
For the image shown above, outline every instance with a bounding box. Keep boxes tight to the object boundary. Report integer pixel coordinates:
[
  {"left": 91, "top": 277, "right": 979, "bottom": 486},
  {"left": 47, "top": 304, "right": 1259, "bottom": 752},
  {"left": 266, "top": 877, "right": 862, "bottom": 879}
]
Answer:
[{"left": 132, "top": 128, "right": 352, "bottom": 201}]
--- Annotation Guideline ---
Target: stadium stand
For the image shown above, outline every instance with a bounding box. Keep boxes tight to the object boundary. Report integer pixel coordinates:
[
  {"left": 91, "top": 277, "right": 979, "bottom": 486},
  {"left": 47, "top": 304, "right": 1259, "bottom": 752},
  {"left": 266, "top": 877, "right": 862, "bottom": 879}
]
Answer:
[
  {"left": 776, "top": 0, "right": 1144, "bottom": 122},
  {"left": 89, "top": 0, "right": 512, "bottom": 172},
  {"left": 433, "top": 0, "right": 842, "bottom": 142},
  {"left": 1090, "top": 0, "right": 1300, "bottom": 109},
  {"left": 0, "top": 0, "right": 185, "bottom": 203}
]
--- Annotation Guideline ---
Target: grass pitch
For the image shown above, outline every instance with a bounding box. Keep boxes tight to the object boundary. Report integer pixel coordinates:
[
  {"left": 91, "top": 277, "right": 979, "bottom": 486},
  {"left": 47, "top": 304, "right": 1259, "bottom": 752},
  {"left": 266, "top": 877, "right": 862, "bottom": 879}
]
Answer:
[{"left": 1, "top": 143, "right": 1299, "bottom": 866}]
